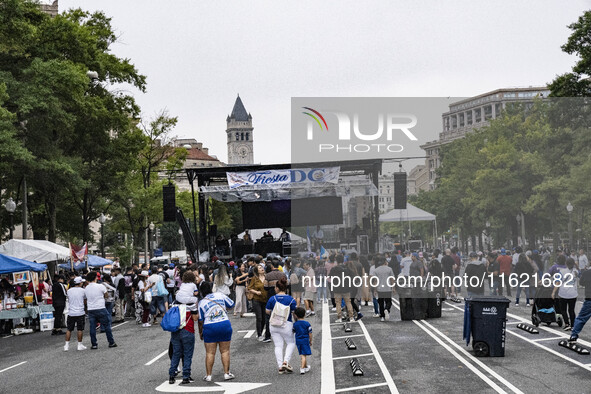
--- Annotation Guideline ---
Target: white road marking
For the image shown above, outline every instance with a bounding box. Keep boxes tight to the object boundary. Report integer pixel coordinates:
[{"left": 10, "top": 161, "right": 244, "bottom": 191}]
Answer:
[
  {"left": 531, "top": 336, "right": 564, "bottom": 342},
  {"left": 332, "top": 353, "right": 374, "bottom": 360},
  {"left": 0, "top": 361, "right": 27, "bottom": 373},
  {"left": 410, "top": 319, "right": 507, "bottom": 394},
  {"left": 420, "top": 320, "right": 524, "bottom": 394},
  {"left": 506, "top": 322, "right": 521, "bottom": 325},
  {"left": 321, "top": 301, "right": 336, "bottom": 394},
  {"left": 334, "top": 382, "right": 388, "bottom": 393},
  {"left": 155, "top": 381, "right": 271, "bottom": 393},
  {"left": 145, "top": 350, "right": 169, "bottom": 366},
  {"left": 331, "top": 334, "right": 365, "bottom": 340},
  {"left": 330, "top": 321, "right": 359, "bottom": 326},
  {"left": 444, "top": 301, "right": 591, "bottom": 372},
  {"left": 357, "top": 319, "right": 399, "bottom": 393},
  {"left": 2, "top": 335, "right": 14, "bottom": 338},
  {"left": 237, "top": 330, "right": 255, "bottom": 339},
  {"left": 112, "top": 321, "right": 129, "bottom": 329},
  {"left": 506, "top": 330, "right": 591, "bottom": 372}
]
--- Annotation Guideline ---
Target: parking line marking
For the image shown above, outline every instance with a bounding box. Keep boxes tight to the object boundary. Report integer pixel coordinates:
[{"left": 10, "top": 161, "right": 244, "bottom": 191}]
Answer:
[
  {"left": 531, "top": 336, "right": 564, "bottom": 342},
  {"left": 237, "top": 329, "right": 256, "bottom": 339},
  {"left": 410, "top": 319, "right": 507, "bottom": 394},
  {"left": 444, "top": 301, "right": 591, "bottom": 372},
  {"left": 331, "top": 334, "right": 365, "bottom": 340},
  {"left": 145, "top": 350, "right": 168, "bottom": 366},
  {"left": 420, "top": 320, "right": 524, "bottom": 394},
  {"left": 0, "top": 361, "right": 27, "bottom": 373},
  {"left": 506, "top": 322, "right": 520, "bottom": 325},
  {"left": 334, "top": 382, "right": 388, "bottom": 392},
  {"left": 506, "top": 330, "right": 591, "bottom": 372},
  {"left": 357, "top": 319, "right": 399, "bottom": 393},
  {"left": 321, "top": 301, "right": 336, "bottom": 394},
  {"left": 332, "top": 353, "right": 374, "bottom": 360},
  {"left": 112, "top": 321, "right": 129, "bottom": 329},
  {"left": 2, "top": 335, "right": 14, "bottom": 338}
]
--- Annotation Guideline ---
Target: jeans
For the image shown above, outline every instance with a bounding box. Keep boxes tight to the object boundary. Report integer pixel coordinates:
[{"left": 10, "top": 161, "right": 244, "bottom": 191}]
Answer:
[
  {"left": 169, "top": 329, "right": 195, "bottom": 379},
  {"left": 88, "top": 308, "right": 115, "bottom": 347},
  {"left": 373, "top": 296, "right": 379, "bottom": 315},
  {"left": 252, "top": 300, "right": 266, "bottom": 337},
  {"left": 377, "top": 292, "right": 392, "bottom": 318},
  {"left": 270, "top": 321, "right": 296, "bottom": 368},
  {"left": 571, "top": 299, "right": 591, "bottom": 339},
  {"left": 103, "top": 302, "right": 114, "bottom": 330},
  {"left": 515, "top": 284, "right": 530, "bottom": 304},
  {"left": 151, "top": 295, "right": 167, "bottom": 316}
]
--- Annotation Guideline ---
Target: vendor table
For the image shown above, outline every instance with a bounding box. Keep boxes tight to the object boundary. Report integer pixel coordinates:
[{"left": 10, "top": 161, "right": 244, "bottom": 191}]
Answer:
[{"left": 0, "top": 304, "right": 55, "bottom": 320}]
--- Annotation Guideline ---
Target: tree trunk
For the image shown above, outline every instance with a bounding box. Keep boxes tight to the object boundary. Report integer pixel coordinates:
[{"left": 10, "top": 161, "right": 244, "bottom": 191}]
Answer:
[{"left": 48, "top": 198, "right": 57, "bottom": 243}]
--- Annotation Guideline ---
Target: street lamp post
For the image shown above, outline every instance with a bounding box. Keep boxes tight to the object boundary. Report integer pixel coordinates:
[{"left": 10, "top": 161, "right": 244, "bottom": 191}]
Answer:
[
  {"left": 516, "top": 214, "right": 521, "bottom": 247},
  {"left": 486, "top": 221, "right": 491, "bottom": 251},
  {"left": 5, "top": 198, "right": 16, "bottom": 240},
  {"left": 149, "top": 221, "right": 155, "bottom": 258},
  {"left": 99, "top": 213, "right": 106, "bottom": 258},
  {"left": 567, "top": 202, "right": 574, "bottom": 251}
]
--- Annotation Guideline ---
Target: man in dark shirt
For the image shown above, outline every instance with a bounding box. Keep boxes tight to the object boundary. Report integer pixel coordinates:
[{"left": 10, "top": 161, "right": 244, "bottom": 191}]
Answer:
[
  {"left": 441, "top": 249, "right": 456, "bottom": 297},
  {"left": 569, "top": 268, "right": 591, "bottom": 343}
]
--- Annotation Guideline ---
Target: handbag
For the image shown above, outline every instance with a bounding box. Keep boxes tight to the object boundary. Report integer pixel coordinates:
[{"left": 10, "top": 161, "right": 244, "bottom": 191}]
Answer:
[
  {"left": 143, "top": 290, "right": 152, "bottom": 303},
  {"left": 156, "top": 278, "right": 169, "bottom": 297}
]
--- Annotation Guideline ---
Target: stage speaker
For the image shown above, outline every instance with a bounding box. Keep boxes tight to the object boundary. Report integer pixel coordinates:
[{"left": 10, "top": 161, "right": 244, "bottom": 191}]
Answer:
[
  {"left": 394, "top": 172, "right": 407, "bottom": 209},
  {"left": 163, "top": 184, "right": 176, "bottom": 222}
]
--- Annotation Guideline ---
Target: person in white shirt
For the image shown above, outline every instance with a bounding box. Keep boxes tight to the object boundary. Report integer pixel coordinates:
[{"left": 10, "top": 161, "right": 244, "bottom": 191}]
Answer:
[
  {"left": 579, "top": 249, "right": 589, "bottom": 271},
  {"left": 85, "top": 271, "right": 117, "bottom": 349},
  {"left": 553, "top": 257, "right": 580, "bottom": 330},
  {"left": 64, "top": 277, "right": 87, "bottom": 351},
  {"left": 147, "top": 270, "right": 169, "bottom": 323}
]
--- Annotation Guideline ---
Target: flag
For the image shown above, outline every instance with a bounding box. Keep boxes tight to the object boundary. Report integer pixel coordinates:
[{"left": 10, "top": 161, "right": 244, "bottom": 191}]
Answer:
[
  {"left": 320, "top": 245, "right": 328, "bottom": 258},
  {"left": 306, "top": 226, "right": 312, "bottom": 254},
  {"left": 70, "top": 242, "right": 88, "bottom": 262}
]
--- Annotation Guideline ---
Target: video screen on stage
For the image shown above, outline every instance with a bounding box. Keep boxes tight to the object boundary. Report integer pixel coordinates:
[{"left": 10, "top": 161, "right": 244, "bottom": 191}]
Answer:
[{"left": 242, "top": 197, "right": 343, "bottom": 228}]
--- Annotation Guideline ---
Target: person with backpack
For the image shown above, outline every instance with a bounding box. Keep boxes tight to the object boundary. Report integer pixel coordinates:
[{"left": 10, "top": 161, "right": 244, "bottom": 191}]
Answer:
[
  {"left": 198, "top": 282, "right": 235, "bottom": 382},
  {"left": 168, "top": 295, "right": 199, "bottom": 385},
  {"left": 266, "top": 277, "right": 297, "bottom": 374}
]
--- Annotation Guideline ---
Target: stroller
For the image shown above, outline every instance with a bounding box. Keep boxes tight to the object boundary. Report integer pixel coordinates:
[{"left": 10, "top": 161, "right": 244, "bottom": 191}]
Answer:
[{"left": 531, "top": 284, "right": 563, "bottom": 327}]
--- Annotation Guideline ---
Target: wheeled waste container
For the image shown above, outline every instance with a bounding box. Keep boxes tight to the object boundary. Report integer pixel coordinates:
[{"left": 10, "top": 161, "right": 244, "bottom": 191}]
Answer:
[
  {"left": 426, "top": 285, "right": 444, "bottom": 318},
  {"left": 463, "top": 296, "right": 510, "bottom": 357},
  {"left": 398, "top": 285, "right": 428, "bottom": 320}
]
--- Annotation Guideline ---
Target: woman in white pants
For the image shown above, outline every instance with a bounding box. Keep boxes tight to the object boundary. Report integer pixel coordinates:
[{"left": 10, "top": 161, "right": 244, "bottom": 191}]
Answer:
[
  {"left": 266, "top": 277, "right": 297, "bottom": 374},
  {"left": 233, "top": 262, "right": 249, "bottom": 317}
]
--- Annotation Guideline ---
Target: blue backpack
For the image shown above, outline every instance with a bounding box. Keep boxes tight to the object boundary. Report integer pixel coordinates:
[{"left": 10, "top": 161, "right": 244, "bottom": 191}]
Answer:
[{"left": 161, "top": 305, "right": 181, "bottom": 332}]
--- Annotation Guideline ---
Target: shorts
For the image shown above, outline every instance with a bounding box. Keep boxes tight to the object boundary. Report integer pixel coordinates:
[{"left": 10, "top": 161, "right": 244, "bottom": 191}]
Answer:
[
  {"left": 202, "top": 320, "right": 233, "bottom": 343},
  {"left": 303, "top": 291, "right": 316, "bottom": 301},
  {"left": 297, "top": 343, "right": 311, "bottom": 356},
  {"left": 67, "top": 315, "right": 85, "bottom": 332}
]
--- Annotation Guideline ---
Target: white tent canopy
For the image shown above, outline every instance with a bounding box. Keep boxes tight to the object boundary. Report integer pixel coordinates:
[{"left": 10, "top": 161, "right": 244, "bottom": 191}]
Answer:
[
  {"left": 379, "top": 203, "right": 436, "bottom": 222},
  {"left": 238, "top": 228, "right": 304, "bottom": 242},
  {"left": 0, "top": 239, "right": 70, "bottom": 263}
]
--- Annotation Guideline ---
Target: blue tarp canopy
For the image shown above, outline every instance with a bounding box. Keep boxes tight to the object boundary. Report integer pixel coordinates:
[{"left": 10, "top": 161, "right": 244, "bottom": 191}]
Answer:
[
  {"left": 58, "top": 255, "right": 112, "bottom": 271},
  {"left": 0, "top": 253, "right": 48, "bottom": 274}
]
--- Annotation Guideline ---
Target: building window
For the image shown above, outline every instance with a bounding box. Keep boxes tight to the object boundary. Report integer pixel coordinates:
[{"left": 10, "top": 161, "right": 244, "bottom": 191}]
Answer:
[
  {"left": 235, "top": 133, "right": 239, "bottom": 141},
  {"left": 241, "top": 132, "right": 244, "bottom": 140},
  {"left": 246, "top": 133, "right": 249, "bottom": 141}
]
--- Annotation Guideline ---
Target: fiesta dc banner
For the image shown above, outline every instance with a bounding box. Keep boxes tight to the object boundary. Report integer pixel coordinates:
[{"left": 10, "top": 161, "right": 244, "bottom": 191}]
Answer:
[{"left": 227, "top": 167, "right": 340, "bottom": 189}]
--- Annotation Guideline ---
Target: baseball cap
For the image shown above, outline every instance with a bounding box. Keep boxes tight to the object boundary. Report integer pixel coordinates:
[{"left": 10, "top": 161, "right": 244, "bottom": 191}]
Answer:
[
  {"left": 533, "top": 250, "right": 539, "bottom": 254},
  {"left": 418, "top": 252, "right": 423, "bottom": 258},
  {"left": 412, "top": 252, "right": 419, "bottom": 259},
  {"left": 469, "top": 252, "right": 478, "bottom": 258},
  {"left": 229, "top": 261, "right": 235, "bottom": 267},
  {"left": 169, "top": 263, "right": 175, "bottom": 268},
  {"left": 73, "top": 277, "right": 84, "bottom": 285},
  {"left": 477, "top": 251, "right": 483, "bottom": 256},
  {"left": 525, "top": 250, "right": 532, "bottom": 257},
  {"left": 500, "top": 248, "right": 506, "bottom": 255},
  {"left": 139, "top": 270, "right": 149, "bottom": 277}
]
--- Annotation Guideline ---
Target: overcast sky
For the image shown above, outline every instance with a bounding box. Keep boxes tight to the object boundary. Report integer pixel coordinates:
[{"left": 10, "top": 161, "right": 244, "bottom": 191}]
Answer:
[{"left": 58, "top": 0, "right": 589, "bottom": 169}]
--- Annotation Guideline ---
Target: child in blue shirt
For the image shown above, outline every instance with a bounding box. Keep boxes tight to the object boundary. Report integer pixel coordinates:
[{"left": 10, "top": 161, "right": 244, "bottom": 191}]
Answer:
[{"left": 293, "top": 307, "right": 313, "bottom": 374}]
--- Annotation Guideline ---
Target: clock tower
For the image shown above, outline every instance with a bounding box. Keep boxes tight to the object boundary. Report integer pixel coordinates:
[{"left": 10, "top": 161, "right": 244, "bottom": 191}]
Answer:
[{"left": 226, "top": 95, "right": 254, "bottom": 165}]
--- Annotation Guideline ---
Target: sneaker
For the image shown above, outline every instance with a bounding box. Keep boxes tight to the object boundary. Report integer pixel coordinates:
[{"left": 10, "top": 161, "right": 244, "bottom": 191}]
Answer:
[
  {"left": 373, "top": 314, "right": 380, "bottom": 318},
  {"left": 355, "top": 313, "right": 364, "bottom": 321},
  {"left": 91, "top": 345, "right": 98, "bottom": 350},
  {"left": 380, "top": 317, "right": 385, "bottom": 322},
  {"left": 384, "top": 310, "right": 390, "bottom": 320},
  {"left": 305, "top": 310, "right": 311, "bottom": 317},
  {"left": 331, "top": 307, "right": 336, "bottom": 312},
  {"left": 334, "top": 318, "right": 343, "bottom": 323},
  {"left": 109, "top": 343, "right": 118, "bottom": 348},
  {"left": 300, "top": 368, "right": 306, "bottom": 374},
  {"left": 515, "top": 302, "right": 519, "bottom": 306},
  {"left": 568, "top": 336, "right": 577, "bottom": 343},
  {"left": 142, "top": 323, "right": 151, "bottom": 328},
  {"left": 180, "top": 378, "right": 192, "bottom": 385},
  {"left": 77, "top": 343, "right": 87, "bottom": 351},
  {"left": 224, "top": 372, "right": 235, "bottom": 380},
  {"left": 257, "top": 336, "right": 264, "bottom": 342},
  {"left": 63, "top": 342, "right": 69, "bottom": 351},
  {"left": 526, "top": 303, "right": 531, "bottom": 307},
  {"left": 282, "top": 363, "right": 293, "bottom": 373},
  {"left": 262, "top": 338, "right": 272, "bottom": 343},
  {"left": 169, "top": 376, "right": 175, "bottom": 384},
  {"left": 310, "top": 311, "right": 315, "bottom": 316},
  {"left": 203, "top": 375, "right": 212, "bottom": 382},
  {"left": 304, "top": 366, "right": 311, "bottom": 373}
]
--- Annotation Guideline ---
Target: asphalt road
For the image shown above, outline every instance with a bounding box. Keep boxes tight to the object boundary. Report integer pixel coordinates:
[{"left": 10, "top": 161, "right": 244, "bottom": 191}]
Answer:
[{"left": 1, "top": 293, "right": 590, "bottom": 394}]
